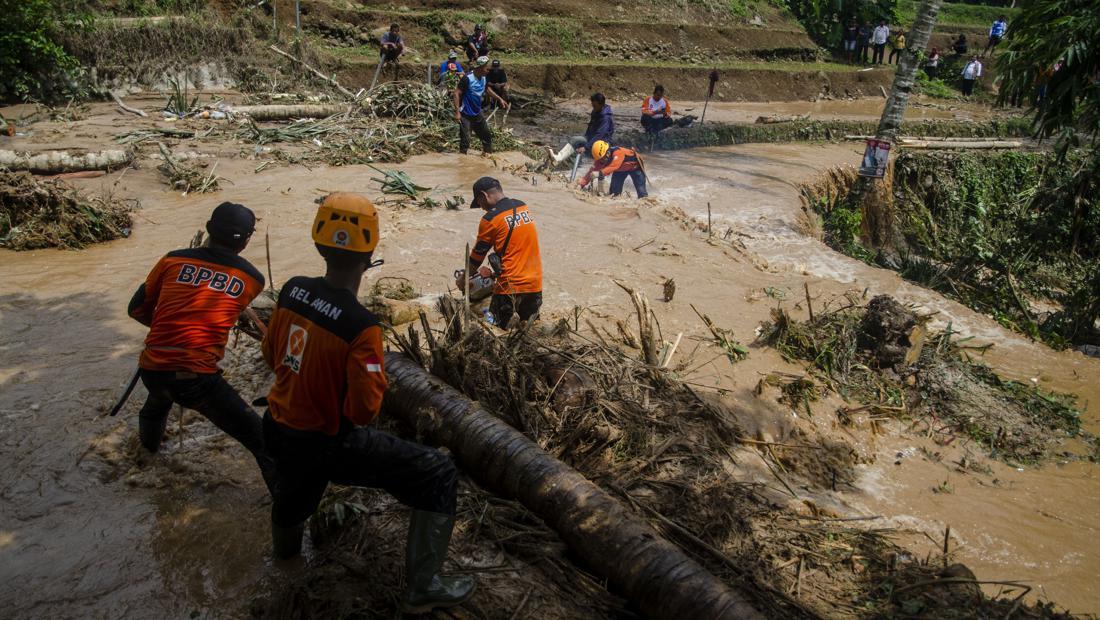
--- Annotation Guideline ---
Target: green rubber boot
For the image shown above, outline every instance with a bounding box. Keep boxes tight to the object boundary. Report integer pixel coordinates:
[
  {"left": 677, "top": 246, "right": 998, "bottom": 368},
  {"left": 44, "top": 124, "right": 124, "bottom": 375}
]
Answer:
[
  {"left": 272, "top": 521, "right": 304, "bottom": 560},
  {"left": 401, "top": 510, "right": 476, "bottom": 613}
]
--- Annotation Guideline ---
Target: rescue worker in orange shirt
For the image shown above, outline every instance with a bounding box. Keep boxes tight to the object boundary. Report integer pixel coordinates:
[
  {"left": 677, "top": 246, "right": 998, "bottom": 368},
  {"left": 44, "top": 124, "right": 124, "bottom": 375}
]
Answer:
[
  {"left": 127, "top": 201, "right": 275, "bottom": 490},
  {"left": 578, "top": 140, "right": 649, "bottom": 198},
  {"left": 260, "top": 193, "right": 474, "bottom": 613},
  {"left": 467, "top": 177, "right": 543, "bottom": 328}
]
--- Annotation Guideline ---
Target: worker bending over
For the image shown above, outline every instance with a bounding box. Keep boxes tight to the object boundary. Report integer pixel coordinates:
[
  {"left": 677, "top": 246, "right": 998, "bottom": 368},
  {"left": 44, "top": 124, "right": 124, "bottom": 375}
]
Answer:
[
  {"left": 261, "top": 193, "right": 474, "bottom": 613},
  {"left": 578, "top": 140, "right": 648, "bottom": 198},
  {"left": 127, "top": 202, "right": 275, "bottom": 490},
  {"left": 546, "top": 92, "right": 615, "bottom": 165},
  {"left": 467, "top": 177, "right": 543, "bottom": 328}
]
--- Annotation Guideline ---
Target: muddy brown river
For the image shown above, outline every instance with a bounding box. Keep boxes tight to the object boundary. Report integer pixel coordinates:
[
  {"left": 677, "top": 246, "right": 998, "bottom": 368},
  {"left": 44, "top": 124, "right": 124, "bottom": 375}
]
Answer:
[{"left": 1, "top": 120, "right": 1097, "bottom": 616}]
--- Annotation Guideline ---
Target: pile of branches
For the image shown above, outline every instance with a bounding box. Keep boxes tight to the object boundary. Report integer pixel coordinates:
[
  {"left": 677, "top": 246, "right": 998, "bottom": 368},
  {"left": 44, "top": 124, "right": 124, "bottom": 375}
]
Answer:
[
  {"left": 381, "top": 292, "right": 1065, "bottom": 618},
  {"left": 156, "top": 143, "right": 222, "bottom": 194},
  {"left": 0, "top": 172, "right": 137, "bottom": 250},
  {"left": 759, "top": 293, "right": 1087, "bottom": 464},
  {"left": 248, "top": 285, "right": 1076, "bottom": 618},
  {"left": 236, "top": 82, "right": 525, "bottom": 165}
]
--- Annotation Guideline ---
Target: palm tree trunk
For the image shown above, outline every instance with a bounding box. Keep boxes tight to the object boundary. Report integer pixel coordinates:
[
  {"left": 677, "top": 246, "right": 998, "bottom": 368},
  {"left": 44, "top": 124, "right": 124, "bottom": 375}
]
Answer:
[
  {"left": 383, "top": 352, "right": 763, "bottom": 620},
  {"left": 859, "top": 0, "right": 943, "bottom": 248},
  {"left": 874, "top": 0, "right": 943, "bottom": 143}
]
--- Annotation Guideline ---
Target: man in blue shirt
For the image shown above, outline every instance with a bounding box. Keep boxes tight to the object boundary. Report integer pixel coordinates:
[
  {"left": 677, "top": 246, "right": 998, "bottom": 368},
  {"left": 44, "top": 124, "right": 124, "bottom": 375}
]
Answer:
[
  {"left": 453, "top": 56, "right": 509, "bottom": 155},
  {"left": 983, "top": 16, "right": 1008, "bottom": 57},
  {"left": 437, "top": 51, "right": 464, "bottom": 88}
]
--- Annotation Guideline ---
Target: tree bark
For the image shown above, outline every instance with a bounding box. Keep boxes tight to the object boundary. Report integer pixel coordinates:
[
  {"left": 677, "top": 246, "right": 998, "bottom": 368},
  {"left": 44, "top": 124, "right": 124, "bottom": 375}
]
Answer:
[
  {"left": 228, "top": 104, "right": 351, "bottom": 121},
  {"left": 858, "top": 0, "right": 943, "bottom": 249},
  {"left": 874, "top": 0, "right": 943, "bottom": 144},
  {"left": 383, "top": 352, "right": 763, "bottom": 620},
  {"left": 0, "top": 149, "right": 133, "bottom": 174}
]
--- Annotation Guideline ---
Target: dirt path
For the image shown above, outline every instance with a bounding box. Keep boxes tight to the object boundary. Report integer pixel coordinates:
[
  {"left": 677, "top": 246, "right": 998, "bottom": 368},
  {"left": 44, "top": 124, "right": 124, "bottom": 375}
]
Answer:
[{"left": 1, "top": 120, "right": 1097, "bottom": 615}]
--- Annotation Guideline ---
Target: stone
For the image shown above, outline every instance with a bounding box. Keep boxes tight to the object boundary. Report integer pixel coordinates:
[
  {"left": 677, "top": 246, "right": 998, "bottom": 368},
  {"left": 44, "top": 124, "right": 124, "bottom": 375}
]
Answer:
[{"left": 488, "top": 13, "right": 509, "bottom": 33}]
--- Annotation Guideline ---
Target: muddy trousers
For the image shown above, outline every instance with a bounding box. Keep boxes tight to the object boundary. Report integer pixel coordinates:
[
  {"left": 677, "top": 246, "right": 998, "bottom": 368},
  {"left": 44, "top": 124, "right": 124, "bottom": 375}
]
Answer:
[
  {"left": 610, "top": 169, "right": 648, "bottom": 198},
  {"left": 263, "top": 413, "right": 458, "bottom": 528},
  {"left": 641, "top": 115, "right": 673, "bottom": 134},
  {"left": 459, "top": 112, "right": 492, "bottom": 154},
  {"left": 138, "top": 369, "right": 276, "bottom": 493},
  {"left": 489, "top": 291, "right": 543, "bottom": 329}
]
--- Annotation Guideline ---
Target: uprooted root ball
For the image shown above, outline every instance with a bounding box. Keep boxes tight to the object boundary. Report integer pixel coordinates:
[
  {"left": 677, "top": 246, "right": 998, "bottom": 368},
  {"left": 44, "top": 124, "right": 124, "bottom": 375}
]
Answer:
[
  {"left": 760, "top": 293, "right": 1085, "bottom": 464},
  {"left": 0, "top": 172, "right": 137, "bottom": 250}
]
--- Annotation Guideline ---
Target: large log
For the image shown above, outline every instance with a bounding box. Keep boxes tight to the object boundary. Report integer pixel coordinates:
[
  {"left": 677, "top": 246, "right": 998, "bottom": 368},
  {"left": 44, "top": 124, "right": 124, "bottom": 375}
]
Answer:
[
  {"left": 383, "top": 352, "right": 763, "bottom": 620},
  {"left": 228, "top": 104, "right": 351, "bottom": 121},
  {"left": 0, "top": 149, "right": 133, "bottom": 174}
]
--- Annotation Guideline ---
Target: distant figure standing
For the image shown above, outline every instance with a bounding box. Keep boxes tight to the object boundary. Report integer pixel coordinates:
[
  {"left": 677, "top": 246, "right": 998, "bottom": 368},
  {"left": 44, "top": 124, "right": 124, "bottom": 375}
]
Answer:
[
  {"left": 857, "top": 22, "right": 872, "bottom": 63},
  {"left": 983, "top": 16, "right": 1008, "bottom": 57},
  {"left": 641, "top": 85, "right": 674, "bottom": 134},
  {"left": 960, "top": 56, "right": 982, "bottom": 97},
  {"left": 888, "top": 31, "right": 906, "bottom": 65},
  {"left": 466, "top": 24, "right": 489, "bottom": 62},
  {"left": 486, "top": 59, "right": 509, "bottom": 106},
  {"left": 925, "top": 47, "right": 941, "bottom": 80},
  {"left": 872, "top": 21, "right": 890, "bottom": 64},
  {"left": 952, "top": 33, "right": 969, "bottom": 56},
  {"left": 453, "top": 57, "right": 509, "bottom": 155},
  {"left": 842, "top": 20, "right": 859, "bottom": 64}
]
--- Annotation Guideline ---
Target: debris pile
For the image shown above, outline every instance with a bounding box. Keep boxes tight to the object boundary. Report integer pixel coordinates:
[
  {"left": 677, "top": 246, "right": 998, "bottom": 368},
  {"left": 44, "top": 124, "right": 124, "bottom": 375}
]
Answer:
[
  {"left": 760, "top": 293, "right": 1087, "bottom": 463},
  {"left": 236, "top": 82, "right": 526, "bottom": 166},
  {"left": 250, "top": 289, "right": 1076, "bottom": 618},
  {"left": 156, "top": 143, "right": 222, "bottom": 194},
  {"left": 0, "top": 172, "right": 137, "bottom": 250}
]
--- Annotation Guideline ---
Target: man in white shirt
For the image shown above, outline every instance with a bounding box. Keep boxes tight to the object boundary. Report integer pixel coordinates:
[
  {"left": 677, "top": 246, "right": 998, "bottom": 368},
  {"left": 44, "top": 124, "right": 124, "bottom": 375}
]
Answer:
[
  {"left": 872, "top": 21, "right": 890, "bottom": 64},
  {"left": 960, "top": 56, "right": 983, "bottom": 96}
]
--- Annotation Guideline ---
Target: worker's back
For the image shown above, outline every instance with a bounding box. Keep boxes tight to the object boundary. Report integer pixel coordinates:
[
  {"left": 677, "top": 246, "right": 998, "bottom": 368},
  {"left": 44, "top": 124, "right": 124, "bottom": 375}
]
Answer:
[{"left": 477, "top": 198, "right": 542, "bottom": 295}]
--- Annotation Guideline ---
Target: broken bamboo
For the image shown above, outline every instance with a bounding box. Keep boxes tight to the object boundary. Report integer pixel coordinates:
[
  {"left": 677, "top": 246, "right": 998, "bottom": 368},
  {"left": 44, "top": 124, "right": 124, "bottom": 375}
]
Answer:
[
  {"left": 0, "top": 149, "right": 133, "bottom": 174},
  {"left": 383, "top": 352, "right": 762, "bottom": 620}
]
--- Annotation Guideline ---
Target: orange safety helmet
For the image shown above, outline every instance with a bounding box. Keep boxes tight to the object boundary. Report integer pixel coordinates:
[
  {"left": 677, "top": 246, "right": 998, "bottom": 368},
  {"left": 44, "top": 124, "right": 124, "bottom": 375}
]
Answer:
[
  {"left": 312, "top": 192, "right": 379, "bottom": 253},
  {"left": 590, "top": 140, "right": 610, "bottom": 160}
]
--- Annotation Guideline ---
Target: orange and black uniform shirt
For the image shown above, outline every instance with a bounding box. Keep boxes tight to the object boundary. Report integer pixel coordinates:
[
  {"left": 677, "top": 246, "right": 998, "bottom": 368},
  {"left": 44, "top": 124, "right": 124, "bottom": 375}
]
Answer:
[
  {"left": 594, "top": 146, "right": 642, "bottom": 175},
  {"left": 261, "top": 276, "right": 386, "bottom": 436},
  {"left": 128, "top": 247, "right": 264, "bottom": 373},
  {"left": 469, "top": 197, "right": 542, "bottom": 295},
  {"left": 642, "top": 96, "right": 671, "bottom": 118}
]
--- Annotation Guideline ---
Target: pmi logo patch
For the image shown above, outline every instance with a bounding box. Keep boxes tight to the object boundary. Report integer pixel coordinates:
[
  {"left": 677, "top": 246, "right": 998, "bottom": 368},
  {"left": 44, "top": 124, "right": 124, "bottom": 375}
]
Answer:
[
  {"left": 332, "top": 229, "right": 350, "bottom": 247},
  {"left": 282, "top": 324, "right": 308, "bottom": 373}
]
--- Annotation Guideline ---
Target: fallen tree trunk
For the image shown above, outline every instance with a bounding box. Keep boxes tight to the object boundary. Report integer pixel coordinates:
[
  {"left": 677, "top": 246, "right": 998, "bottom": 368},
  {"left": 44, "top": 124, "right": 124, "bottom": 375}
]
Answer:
[
  {"left": 383, "top": 352, "right": 763, "bottom": 620},
  {"left": 0, "top": 149, "right": 133, "bottom": 174},
  {"left": 228, "top": 104, "right": 352, "bottom": 121},
  {"left": 898, "top": 139, "right": 1024, "bottom": 149}
]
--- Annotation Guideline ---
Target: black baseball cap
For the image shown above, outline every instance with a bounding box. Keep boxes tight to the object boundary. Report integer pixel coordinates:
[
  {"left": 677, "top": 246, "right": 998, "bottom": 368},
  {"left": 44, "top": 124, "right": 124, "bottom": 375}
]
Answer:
[
  {"left": 491, "top": 59, "right": 501, "bottom": 67},
  {"left": 471, "top": 177, "right": 501, "bottom": 208},
  {"left": 206, "top": 201, "right": 256, "bottom": 240}
]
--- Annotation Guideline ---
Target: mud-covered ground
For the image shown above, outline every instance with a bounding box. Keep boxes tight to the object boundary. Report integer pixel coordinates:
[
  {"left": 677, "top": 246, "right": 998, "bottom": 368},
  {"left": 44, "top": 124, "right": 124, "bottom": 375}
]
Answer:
[{"left": 1, "top": 98, "right": 1098, "bottom": 617}]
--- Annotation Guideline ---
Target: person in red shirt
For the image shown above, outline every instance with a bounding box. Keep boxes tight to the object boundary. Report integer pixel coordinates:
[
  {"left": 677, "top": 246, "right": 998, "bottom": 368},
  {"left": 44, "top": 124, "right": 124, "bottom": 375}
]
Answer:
[
  {"left": 467, "top": 177, "right": 543, "bottom": 328},
  {"left": 578, "top": 140, "right": 649, "bottom": 198},
  {"left": 127, "top": 202, "right": 275, "bottom": 489},
  {"left": 261, "top": 193, "right": 474, "bottom": 613}
]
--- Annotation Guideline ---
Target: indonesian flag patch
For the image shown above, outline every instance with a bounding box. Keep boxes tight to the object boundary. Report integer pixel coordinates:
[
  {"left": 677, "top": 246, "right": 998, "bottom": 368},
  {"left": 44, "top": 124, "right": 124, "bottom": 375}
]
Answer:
[{"left": 365, "top": 355, "right": 382, "bottom": 373}]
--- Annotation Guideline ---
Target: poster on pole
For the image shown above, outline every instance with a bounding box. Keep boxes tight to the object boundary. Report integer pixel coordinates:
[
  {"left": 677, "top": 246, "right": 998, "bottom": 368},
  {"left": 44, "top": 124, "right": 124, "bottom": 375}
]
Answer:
[{"left": 858, "top": 138, "right": 891, "bottom": 178}]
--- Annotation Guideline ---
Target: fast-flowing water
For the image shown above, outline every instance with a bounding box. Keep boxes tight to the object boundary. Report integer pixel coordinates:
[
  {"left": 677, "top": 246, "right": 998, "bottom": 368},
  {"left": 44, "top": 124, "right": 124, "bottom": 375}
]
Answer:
[{"left": 1, "top": 123, "right": 1096, "bottom": 615}]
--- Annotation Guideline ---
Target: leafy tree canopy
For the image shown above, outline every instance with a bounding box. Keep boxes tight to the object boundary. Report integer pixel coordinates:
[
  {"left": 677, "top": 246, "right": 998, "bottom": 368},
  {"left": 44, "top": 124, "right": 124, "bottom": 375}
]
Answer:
[{"left": 997, "top": 0, "right": 1100, "bottom": 148}]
